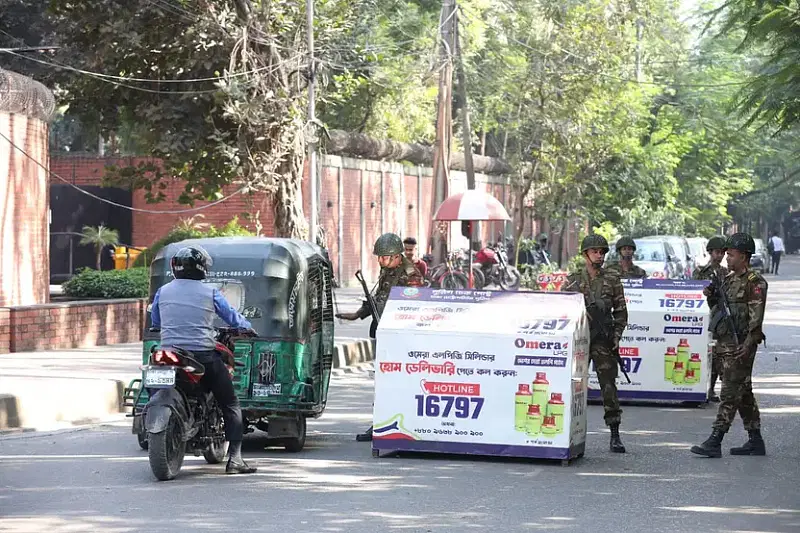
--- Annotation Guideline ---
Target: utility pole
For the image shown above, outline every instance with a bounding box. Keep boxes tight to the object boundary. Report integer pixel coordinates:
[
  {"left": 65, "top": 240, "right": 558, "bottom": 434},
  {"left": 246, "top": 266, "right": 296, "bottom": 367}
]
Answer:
[
  {"left": 307, "top": 0, "right": 318, "bottom": 245},
  {"left": 454, "top": 10, "right": 476, "bottom": 191},
  {"left": 429, "top": 0, "right": 456, "bottom": 263}
]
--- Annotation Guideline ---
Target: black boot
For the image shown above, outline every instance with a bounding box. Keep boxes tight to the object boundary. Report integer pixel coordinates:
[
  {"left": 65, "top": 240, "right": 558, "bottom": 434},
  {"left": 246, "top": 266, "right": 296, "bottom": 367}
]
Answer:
[
  {"left": 690, "top": 428, "right": 725, "bottom": 458},
  {"left": 356, "top": 425, "right": 373, "bottom": 442},
  {"left": 730, "top": 429, "right": 766, "bottom": 456},
  {"left": 225, "top": 441, "right": 257, "bottom": 474},
  {"left": 609, "top": 424, "right": 626, "bottom": 453}
]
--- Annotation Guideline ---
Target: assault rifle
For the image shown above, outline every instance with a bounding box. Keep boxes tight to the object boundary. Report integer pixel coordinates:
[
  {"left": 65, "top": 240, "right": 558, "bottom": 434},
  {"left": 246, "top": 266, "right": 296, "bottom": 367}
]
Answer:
[
  {"left": 585, "top": 295, "right": 632, "bottom": 384},
  {"left": 354, "top": 270, "right": 381, "bottom": 325},
  {"left": 708, "top": 269, "right": 740, "bottom": 347}
]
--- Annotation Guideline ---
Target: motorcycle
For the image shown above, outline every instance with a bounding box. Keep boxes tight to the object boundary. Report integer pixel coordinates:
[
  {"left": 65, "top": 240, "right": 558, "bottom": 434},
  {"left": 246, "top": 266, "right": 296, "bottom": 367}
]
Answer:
[
  {"left": 140, "top": 326, "right": 255, "bottom": 481},
  {"left": 475, "top": 243, "right": 521, "bottom": 291}
]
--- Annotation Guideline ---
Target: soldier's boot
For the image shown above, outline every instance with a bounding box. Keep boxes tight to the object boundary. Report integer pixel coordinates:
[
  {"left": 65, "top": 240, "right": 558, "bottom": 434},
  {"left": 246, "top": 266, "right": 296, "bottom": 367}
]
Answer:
[
  {"left": 730, "top": 429, "right": 766, "bottom": 456},
  {"left": 708, "top": 373, "right": 720, "bottom": 402},
  {"left": 356, "top": 426, "right": 373, "bottom": 442},
  {"left": 609, "top": 424, "right": 626, "bottom": 453},
  {"left": 690, "top": 428, "right": 725, "bottom": 458}
]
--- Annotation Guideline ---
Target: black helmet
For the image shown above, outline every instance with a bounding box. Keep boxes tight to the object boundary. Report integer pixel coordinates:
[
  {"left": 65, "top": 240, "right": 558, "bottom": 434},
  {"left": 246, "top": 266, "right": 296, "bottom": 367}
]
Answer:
[
  {"left": 537, "top": 233, "right": 548, "bottom": 243},
  {"left": 373, "top": 233, "right": 404, "bottom": 256},
  {"left": 581, "top": 234, "right": 609, "bottom": 254},
  {"left": 706, "top": 235, "right": 728, "bottom": 252},
  {"left": 726, "top": 232, "right": 755, "bottom": 255},
  {"left": 616, "top": 236, "right": 636, "bottom": 252},
  {"left": 171, "top": 246, "right": 212, "bottom": 280}
]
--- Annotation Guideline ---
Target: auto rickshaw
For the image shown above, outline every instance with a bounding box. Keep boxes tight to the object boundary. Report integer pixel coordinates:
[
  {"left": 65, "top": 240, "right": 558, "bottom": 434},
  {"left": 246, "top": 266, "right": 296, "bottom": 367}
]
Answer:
[{"left": 124, "top": 236, "right": 335, "bottom": 452}]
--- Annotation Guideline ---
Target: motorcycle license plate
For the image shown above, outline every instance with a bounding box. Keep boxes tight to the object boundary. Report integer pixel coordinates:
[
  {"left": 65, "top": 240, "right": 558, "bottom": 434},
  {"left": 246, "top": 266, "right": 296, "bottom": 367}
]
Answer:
[{"left": 144, "top": 367, "right": 176, "bottom": 388}]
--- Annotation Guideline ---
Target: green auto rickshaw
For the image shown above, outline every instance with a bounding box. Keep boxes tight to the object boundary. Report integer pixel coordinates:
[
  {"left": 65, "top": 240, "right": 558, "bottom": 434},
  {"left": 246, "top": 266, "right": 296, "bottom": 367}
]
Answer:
[{"left": 124, "top": 236, "right": 335, "bottom": 452}]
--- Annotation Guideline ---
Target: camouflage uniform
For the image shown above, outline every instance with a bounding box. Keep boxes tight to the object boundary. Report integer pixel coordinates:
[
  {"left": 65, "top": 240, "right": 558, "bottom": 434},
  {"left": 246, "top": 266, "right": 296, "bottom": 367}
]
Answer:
[
  {"left": 607, "top": 236, "right": 647, "bottom": 279},
  {"left": 605, "top": 262, "right": 648, "bottom": 279},
  {"left": 709, "top": 268, "right": 767, "bottom": 432},
  {"left": 562, "top": 268, "right": 628, "bottom": 426},
  {"left": 691, "top": 232, "right": 768, "bottom": 458},
  {"left": 356, "top": 256, "right": 423, "bottom": 337},
  {"left": 692, "top": 258, "right": 729, "bottom": 395}
]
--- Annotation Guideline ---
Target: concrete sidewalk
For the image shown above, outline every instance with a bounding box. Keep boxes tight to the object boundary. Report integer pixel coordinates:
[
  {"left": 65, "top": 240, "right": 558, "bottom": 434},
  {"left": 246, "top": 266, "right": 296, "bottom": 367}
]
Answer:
[{"left": 0, "top": 335, "right": 374, "bottom": 433}]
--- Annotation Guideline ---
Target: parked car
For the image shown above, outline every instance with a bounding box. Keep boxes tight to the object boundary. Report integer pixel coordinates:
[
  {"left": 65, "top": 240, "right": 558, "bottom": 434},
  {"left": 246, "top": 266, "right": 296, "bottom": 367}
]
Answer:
[
  {"left": 751, "top": 238, "right": 768, "bottom": 273},
  {"left": 606, "top": 238, "right": 683, "bottom": 279},
  {"left": 640, "top": 235, "right": 695, "bottom": 278},
  {"left": 686, "top": 237, "right": 710, "bottom": 269}
]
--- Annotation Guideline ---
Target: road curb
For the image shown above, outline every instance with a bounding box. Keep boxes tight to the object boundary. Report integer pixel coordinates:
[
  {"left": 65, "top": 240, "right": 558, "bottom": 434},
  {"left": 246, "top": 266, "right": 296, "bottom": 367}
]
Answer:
[
  {"left": 0, "top": 376, "right": 124, "bottom": 431},
  {"left": 332, "top": 338, "right": 375, "bottom": 369},
  {"left": 0, "top": 339, "right": 375, "bottom": 432}
]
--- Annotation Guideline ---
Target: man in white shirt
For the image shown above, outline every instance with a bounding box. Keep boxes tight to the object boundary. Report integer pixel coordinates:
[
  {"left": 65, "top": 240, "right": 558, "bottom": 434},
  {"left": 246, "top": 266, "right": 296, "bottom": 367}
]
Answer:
[{"left": 769, "top": 231, "right": 785, "bottom": 274}]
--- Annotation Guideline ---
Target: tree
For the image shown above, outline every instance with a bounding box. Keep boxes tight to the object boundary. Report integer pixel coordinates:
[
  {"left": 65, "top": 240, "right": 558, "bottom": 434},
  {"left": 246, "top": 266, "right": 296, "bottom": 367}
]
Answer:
[
  {"left": 706, "top": 0, "right": 800, "bottom": 133},
  {"left": 44, "top": 0, "right": 371, "bottom": 238},
  {"left": 80, "top": 225, "right": 120, "bottom": 270}
]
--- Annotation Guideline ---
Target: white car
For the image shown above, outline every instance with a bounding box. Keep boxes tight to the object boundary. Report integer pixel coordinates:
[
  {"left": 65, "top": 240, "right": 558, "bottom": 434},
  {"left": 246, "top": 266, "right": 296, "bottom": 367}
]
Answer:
[{"left": 686, "top": 237, "right": 710, "bottom": 269}]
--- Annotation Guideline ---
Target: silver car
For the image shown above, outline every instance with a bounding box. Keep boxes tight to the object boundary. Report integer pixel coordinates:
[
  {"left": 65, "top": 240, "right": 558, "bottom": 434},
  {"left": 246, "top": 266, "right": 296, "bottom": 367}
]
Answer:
[
  {"left": 687, "top": 237, "right": 709, "bottom": 269},
  {"left": 606, "top": 238, "right": 683, "bottom": 279},
  {"left": 639, "top": 235, "right": 696, "bottom": 279}
]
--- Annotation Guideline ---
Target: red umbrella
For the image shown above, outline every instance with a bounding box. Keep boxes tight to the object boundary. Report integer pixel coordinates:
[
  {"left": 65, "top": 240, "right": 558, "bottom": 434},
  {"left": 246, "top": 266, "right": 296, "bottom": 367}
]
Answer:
[{"left": 433, "top": 190, "right": 512, "bottom": 288}]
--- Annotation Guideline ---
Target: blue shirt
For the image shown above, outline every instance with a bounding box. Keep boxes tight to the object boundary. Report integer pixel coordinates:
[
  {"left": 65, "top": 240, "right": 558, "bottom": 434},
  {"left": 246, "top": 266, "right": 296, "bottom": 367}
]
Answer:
[{"left": 151, "top": 279, "right": 252, "bottom": 351}]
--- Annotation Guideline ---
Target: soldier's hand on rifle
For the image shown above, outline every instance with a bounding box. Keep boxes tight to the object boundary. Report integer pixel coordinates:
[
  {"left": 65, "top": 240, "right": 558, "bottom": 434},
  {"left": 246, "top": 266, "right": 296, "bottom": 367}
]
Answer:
[
  {"left": 703, "top": 285, "right": 714, "bottom": 298},
  {"left": 335, "top": 312, "right": 359, "bottom": 321}
]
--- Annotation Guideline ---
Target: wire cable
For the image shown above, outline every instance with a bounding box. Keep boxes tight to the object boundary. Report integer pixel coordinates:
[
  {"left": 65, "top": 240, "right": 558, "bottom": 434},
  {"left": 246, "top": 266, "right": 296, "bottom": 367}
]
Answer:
[{"left": 0, "top": 129, "right": 248, "bottom": 214}]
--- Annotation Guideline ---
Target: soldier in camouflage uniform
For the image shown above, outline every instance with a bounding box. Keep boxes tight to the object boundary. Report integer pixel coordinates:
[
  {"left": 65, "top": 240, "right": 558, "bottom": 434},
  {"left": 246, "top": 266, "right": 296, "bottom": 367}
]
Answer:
[
  {"left": 691, "top": 233, "right": 768, "bottom": 458},
  {"left": 336, "top": 232, "right": 423, "bottom": 441},
  {"left": 562, "top": 235, "right": 629, "bottom": 453},
  {"left": 691, "top": 235, "right": 730, "bottom": 402},
  {"left": 605, "top": 236, "right": 648, "bottom": 279}
]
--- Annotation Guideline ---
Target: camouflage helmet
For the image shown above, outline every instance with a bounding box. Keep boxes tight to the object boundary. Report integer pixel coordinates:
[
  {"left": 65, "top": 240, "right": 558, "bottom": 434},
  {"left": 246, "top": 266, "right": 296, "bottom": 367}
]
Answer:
[
  {"left": 726, "top": 232, "right": 755, "bottom": 255},
  {"left": 373, "top": 233, "right": 404, "bottom": 256},
  {"left": 615, "top": 236, "right": 636, "bottom": 251},
  {"left": 706, "top": 235, "right": 728, "bottom": 252},
  {"left": 580, "top": 234, "right": 609, "bottom": 254}
]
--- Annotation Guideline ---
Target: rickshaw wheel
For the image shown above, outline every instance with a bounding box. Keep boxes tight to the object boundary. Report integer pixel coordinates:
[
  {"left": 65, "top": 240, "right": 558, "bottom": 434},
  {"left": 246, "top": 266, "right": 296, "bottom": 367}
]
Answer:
[
  {"left": 137, "top": 430, "right": 149, "bottom": 451},
  {"left": 283, "top": 416, "right": 307, "bottom": 453}
]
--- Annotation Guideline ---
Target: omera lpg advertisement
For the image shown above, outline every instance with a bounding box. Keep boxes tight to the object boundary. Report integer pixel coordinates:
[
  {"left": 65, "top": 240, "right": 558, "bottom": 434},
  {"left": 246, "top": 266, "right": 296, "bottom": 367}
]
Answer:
[
  {"left": 588, "top": 279, "right": 712, "bottom": 403},
  {"left": 372, "top": 287, "right": 590, "bottom": 461}
]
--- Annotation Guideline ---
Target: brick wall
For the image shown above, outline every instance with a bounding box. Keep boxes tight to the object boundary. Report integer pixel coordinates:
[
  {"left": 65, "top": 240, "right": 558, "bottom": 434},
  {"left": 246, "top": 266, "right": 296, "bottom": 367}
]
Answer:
[
  {"left": 50, "top": 154, "right": 512, "bottom": 285},
  {"left": 0, "top": 308, "right": 10, "bottom": 354},
  {"left": 0, "top": 113, "right": 50, "bottom": 307},
  {"left": 3, "top": 299, "right": 146, "bottom": 353}
]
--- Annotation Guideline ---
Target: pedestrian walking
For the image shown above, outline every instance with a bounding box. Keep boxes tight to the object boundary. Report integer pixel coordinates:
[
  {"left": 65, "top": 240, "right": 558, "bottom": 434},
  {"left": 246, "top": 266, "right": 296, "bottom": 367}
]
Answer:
[{"left": 769, "top": 231, "right": 784, "bottom": 274}]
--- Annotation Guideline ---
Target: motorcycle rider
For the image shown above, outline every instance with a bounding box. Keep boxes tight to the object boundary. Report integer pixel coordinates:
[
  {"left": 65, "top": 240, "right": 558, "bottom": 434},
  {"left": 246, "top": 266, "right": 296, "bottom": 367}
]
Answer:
[
  {"left": 692, "top": 235, "right": 729, "bottom": 402},
  {"left": 150, "top": 246, "right": 257, "bottom": 474},
  {"left": 336, "top": 233, "right": 423, "bottom": 441},
  {"left": 605, "top": 236, "right": 648, "bottom": 279}
]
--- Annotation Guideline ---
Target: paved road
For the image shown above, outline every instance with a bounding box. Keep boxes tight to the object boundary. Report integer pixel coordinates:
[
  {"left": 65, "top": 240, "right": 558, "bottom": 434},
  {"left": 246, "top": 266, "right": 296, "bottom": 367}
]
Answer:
[{"left": 4, "top": 259, "right": 799, "bottom": 532}]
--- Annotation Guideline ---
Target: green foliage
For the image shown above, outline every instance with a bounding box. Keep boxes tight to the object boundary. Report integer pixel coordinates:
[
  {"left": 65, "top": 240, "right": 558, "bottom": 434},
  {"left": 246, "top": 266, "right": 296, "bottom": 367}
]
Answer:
[
  {"left": 79, "top": 224, "right": 120, "bottom": 270},
  {"left": 63, "top": 268, "right": 149, "bottom": 299},
  {"left": 132, "top": 216, "right": 254, "bottom": 268}
]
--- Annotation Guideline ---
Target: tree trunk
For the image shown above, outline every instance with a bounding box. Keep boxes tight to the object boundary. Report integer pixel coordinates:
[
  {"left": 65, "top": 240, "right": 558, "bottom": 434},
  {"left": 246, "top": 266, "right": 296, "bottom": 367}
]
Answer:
[
  {"left": 272, "top": 151, "right": 309, "bottom": 239},
  {"left": 96, "top": 248, "right": 102, "bottom": 270},
  {"left": 324, "top": 129, "right": 513, "bottom": 175}
]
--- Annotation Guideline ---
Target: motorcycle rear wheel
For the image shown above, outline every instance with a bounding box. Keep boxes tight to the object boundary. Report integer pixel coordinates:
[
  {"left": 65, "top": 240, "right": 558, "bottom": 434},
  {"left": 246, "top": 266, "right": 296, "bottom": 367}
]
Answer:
[
  {"left": 148, "top": 415, "right": 186, "bottom": 481},
  {"left": 203, "top": 408, "right": 228, "bottom": 464}
]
